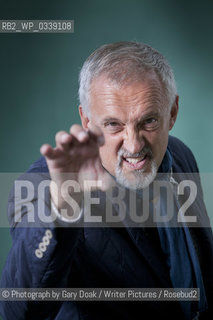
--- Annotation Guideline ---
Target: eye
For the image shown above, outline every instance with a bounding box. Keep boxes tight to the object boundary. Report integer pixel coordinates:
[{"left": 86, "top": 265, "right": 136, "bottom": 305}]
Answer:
[
  {"left": 104, "top": 121, "right": 123, "bottom": 133},
  {"left": 108, "top": 121, "right": 120, "bottom": 127},
  {"left": 104, "top": 121, "right": 121, "bottom": 128},
  {"left": 145, "top": 118, "right": 156, "bottom": 124},
  {"left": 142, "top": 117, "right": 159, "bottom": 130}
]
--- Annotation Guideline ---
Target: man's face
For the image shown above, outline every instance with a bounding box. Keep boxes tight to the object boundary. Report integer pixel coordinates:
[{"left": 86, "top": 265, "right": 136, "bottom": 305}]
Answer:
[{"left": 80, "top": 73, "right": 178, "bottom": 189}]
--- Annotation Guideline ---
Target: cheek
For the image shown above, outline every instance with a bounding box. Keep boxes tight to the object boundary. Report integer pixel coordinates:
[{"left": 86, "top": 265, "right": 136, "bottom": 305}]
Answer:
[
  {"left": 152, "top": 130, "right": 168, "bottom": 146},
  {"left": 143, "top": 131, "right": 160, "bottom": 149},
  {"left": 150, "top": 131, "right": 169, "bottom": 165},
  {"left": 99, "top": 141, "right": 115, "bottom": 162},
  {"left": 143, "top": 129, "right": 168, "bottom": 158}
]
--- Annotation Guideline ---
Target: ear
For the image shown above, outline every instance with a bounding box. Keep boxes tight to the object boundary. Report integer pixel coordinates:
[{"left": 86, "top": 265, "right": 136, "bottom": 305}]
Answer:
[
  {"left": 79, "top": 105, "right": 90, "bottom": 129},
  {"left": 169, "top": 95, "right": 179, "bottom": 130}
]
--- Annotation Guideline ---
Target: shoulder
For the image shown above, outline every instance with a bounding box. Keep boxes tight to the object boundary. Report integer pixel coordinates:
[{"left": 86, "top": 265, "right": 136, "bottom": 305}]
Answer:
[
  {"left": 168, "top": 135, "right": 199, "bottom": 173},
  {"left": 27, "top": 156, "right": 49, "bottom": 173}
]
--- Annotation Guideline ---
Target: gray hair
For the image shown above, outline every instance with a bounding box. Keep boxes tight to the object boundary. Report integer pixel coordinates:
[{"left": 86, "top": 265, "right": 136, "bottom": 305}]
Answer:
[{"left": 79, "top": 41, "right": 177, "bottom": 116}]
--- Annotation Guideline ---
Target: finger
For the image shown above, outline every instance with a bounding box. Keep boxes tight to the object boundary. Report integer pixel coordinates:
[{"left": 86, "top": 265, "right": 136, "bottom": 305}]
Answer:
[
  {"left": 40, "top": 144, "right": 57, "bottom": 160},
  {"left": 69, "top": 124, "right": 89, "bottom": 142},
  {"left": 55, "top": 131, "right": 72, "bottom": 151}
]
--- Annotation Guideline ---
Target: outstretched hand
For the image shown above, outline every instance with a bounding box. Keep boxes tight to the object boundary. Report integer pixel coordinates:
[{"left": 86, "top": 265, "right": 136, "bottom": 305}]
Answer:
[{"left": 40, "top": 124, "right": 112, "bottom": 214}]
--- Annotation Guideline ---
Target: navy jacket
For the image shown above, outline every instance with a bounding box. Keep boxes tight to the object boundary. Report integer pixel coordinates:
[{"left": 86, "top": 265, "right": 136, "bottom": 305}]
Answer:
[{"left": 0, "top": 136, "right": 213, "bottom": 320}]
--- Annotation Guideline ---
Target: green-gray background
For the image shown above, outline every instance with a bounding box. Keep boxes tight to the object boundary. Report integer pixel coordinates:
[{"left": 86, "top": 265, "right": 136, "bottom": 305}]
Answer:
[{"left": 0, "top": 0, "right": 212, "bottom": 299}]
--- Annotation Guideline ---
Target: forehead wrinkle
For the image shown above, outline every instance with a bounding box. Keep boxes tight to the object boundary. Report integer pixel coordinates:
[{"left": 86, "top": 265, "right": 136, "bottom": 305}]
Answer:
[
  {"left": 90, "top": 76, "right": 167, "bottom": 121},
  {"left": 126, "top": 107, "right": 160, "bottom": 125},
  {"left": 90, "top": 85, "right": 122, "bottom": 108},
  {"left": 92, "top": 87, "right": 164, "bottom": 110},
  {"left": 122, "top": 87, "right": 165, "bottom": 121}
]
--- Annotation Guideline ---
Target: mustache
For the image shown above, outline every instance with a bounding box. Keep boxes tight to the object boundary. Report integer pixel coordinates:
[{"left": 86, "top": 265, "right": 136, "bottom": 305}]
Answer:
[
  {"left": 118, "top": 146, "right": 153, "bottom": 158},
  {"left": 117, "top": 146, "right": 153, "bottom": 166}
]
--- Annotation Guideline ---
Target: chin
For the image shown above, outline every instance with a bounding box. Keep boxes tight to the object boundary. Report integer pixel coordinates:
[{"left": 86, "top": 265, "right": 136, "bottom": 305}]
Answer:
[{"left": 115, "top": 160, "right": 158, "bottom": 190}]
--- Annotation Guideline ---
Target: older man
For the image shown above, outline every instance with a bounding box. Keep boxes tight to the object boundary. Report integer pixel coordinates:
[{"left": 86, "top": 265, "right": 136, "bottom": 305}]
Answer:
[{"left": 1, "top": 42, "right": 212, "bottom": 320}]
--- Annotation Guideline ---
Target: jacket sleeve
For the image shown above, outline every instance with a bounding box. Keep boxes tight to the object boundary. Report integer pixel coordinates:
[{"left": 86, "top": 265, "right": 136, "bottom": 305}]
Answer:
[{"left": 0, "top": 165, "right": 83, "bottom": 319}]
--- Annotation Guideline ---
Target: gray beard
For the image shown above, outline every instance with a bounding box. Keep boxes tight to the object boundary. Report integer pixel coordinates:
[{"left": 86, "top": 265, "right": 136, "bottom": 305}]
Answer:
[{"left": 115, "top": 159, "right": 158, "bottom": 190}]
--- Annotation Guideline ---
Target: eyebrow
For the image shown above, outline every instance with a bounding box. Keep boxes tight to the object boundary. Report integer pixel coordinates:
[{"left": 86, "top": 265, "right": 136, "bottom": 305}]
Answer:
[
  {"left": 101, "top": 117, "right": 121, "bottom": 126},
  {"left": 137, "top": 111, "right": 160, "bottom": 122}
]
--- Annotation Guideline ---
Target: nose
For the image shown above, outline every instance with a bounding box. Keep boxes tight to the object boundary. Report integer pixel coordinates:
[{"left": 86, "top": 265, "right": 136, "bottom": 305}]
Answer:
[{"left": 122, "top": 126, "right": 145, "bottom": 154}]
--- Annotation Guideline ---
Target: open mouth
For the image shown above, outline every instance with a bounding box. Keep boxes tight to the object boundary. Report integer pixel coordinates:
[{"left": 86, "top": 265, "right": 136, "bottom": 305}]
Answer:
[{"left": 122, "top": 154, "right": 148, "bottom": 170}]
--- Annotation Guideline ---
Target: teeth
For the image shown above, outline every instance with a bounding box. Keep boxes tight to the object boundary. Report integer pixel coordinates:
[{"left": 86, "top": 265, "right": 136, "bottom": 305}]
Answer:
[{"left": 125, "top": 156, "right": 145, "bottom": 164}]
